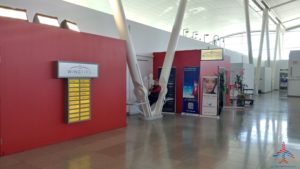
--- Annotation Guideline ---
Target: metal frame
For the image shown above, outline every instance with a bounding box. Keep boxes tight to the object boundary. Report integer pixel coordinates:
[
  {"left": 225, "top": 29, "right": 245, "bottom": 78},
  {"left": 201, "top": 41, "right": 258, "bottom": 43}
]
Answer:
[{"left": 66, "top": 78, "right": 92, "bottom": 124}]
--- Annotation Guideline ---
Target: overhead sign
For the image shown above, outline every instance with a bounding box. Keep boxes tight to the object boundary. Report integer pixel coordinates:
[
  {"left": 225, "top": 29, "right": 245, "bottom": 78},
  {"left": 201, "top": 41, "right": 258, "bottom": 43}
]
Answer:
[
  {"left": 57, "top": 61, "right": 98, "bottom": 78},
  {"left": 201, "top": 48, "right": 223, "bottom": 61}
]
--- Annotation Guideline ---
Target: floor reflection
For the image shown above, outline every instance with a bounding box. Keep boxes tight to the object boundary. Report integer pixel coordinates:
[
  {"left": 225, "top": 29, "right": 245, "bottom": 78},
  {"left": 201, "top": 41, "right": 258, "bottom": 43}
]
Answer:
[
  {"left": 1, "top": 91, "right": 300, "bottom": 169},
  {"left": 68, "top": 155, "right": 91, "bottom": 169}
]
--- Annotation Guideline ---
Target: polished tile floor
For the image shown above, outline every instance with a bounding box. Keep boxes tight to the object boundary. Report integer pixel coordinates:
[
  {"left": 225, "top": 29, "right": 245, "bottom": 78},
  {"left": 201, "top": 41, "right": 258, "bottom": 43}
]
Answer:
[{"left": 1, "top": 91, "right": 300, "bottom": 169}]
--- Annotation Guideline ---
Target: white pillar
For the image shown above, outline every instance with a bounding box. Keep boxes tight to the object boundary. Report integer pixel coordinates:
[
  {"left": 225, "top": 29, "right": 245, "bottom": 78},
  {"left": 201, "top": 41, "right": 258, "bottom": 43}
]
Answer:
[
  {"left": 109, "top": 0, "right": 152, "bottom": 118},
  {"left": 272, "top": 24, "right": 280, "bottom": 90},
  {"left": 279, "top": 30, "right": 283, "bottom": 60},
  {"left": 244, "top": 0, "right": 254, "bottom": 64},
  {"left": 255, "top": 9, "right": 268, "bottom": 94},
  {"left": 266, "top": 13, "right": 271, "bottom": 67},
  {"left": 153, "top": 0, "right": 188, "bottom": 117}
]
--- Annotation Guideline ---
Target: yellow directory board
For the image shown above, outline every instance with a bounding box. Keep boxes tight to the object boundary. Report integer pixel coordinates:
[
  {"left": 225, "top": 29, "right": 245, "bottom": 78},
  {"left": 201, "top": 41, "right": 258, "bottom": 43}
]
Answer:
[{"left": 66, "top": 78, "right": 91, "bottom": 123}]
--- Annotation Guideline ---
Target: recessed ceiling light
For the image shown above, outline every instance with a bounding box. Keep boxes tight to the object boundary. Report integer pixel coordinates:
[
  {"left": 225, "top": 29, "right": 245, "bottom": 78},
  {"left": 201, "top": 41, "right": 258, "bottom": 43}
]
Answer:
[
  {"left": 188, "top": 7, "right": 206, "bottom": 14},
  {"left": 61, "top": 20, "right": 80, "bottom": 32},
  {"left": 159, "top": 6, "right": 174, "bottom": 16},
  {"left": 33, "top": 13, "right": 59, "bottom": 27},
  {"left": 0, "top": 5, "right": 27, "bottom": 20}
]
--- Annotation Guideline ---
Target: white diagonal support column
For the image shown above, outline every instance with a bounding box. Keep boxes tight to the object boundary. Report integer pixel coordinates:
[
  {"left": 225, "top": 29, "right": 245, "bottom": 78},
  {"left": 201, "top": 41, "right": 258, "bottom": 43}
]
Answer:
[
  {"left": 266, "top": 12, "right": 271, "bottom": 67},
  {"left": 244, "top": 0, "right": 254, "bottom": 64},
  {"left": 109, "top": 0, "right": 152, "bottom": 118},
  {"left": 279, "top": 30, "right": 283, "bottom": 60},
  {"left": 153, "top": 0, "right": 188, "bottom": 117},
  {"left": 255, "top": 8, "right": 268, "bottom": 95},
  {"left": 272, "top": 24, "right": 280, "bottom": 90}
]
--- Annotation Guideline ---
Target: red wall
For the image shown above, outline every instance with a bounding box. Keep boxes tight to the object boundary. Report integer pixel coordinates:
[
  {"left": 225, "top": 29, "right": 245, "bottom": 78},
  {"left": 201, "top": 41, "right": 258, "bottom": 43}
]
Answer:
[
  {"left": 153, "top": 50, "right": 231, "bottom": 113},
  {"left": 153, "top": 50, "right": 201, "bottom": 113},
  {"left": 0, "top": 18, "right": 127, "bottom": 156}
]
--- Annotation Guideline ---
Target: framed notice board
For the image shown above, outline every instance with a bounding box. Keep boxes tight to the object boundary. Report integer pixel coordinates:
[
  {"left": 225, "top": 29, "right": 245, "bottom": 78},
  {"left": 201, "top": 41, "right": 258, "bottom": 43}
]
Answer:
[
  {"left": 57, "top": 61, "right": 98, "bottom": 124},
  {"left": 66, "top": 78, "right": 91, "bottom": 123}
]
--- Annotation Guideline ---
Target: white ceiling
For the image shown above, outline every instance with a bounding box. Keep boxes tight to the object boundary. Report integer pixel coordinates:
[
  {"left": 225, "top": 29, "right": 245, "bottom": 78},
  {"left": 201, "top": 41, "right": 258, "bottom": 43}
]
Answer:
[
  {"left": 62, "top": 0, "right": 299, "bottom": 40},
  {"left": 265, "top": 0, "right": 300, "bottom": 29}
]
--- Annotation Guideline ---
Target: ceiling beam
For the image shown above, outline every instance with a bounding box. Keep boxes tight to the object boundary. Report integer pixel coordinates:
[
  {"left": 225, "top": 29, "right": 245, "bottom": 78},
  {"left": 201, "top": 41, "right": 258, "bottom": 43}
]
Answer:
[
  {"left": 286, "top": 24, "right": 300, "bottom": 31},
  {"left": 283, "top": 16, "right": 300, "bottom": 23},
  {"left": 270, "top": 0, "right": 297, "bottom": 9},
  {"left": 259, "top": 0, "right": 287, "bottom": 30},
  {"left": 208, "top": 30, "right": 277, "bottom": 43},
  {"left": 252, "top": 0, "right": 264, "bottom": 10}
]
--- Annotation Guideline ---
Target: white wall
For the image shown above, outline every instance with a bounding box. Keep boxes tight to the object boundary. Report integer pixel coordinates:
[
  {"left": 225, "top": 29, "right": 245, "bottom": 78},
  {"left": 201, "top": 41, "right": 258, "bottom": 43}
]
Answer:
[
  {"left": 2, "top": 0, "right": 248, "bottom": 58},
  {"left": 1, "top": 0, "right": 216, "bottom": 56},
  {"left": 224, "top": 49, "right": 258, "bottom": 66},
  {"left": 126, "top": 56, "right": 153, "bottom": 114},
  {"left": 230, "top": 63, "right": 254, "bottom": 89},
  {"left": 288, "top": 50, "right": 300, "bottom": 96},
  {"left": 259, "top": 67, "right": 272, "bottom": 93}
]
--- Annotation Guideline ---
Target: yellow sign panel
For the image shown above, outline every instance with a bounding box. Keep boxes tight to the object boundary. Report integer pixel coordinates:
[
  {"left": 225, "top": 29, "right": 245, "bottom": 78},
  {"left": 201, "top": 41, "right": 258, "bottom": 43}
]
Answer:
[
  {"left": 81, "top": 96, "right": 90, "bottom": 100},
  {"left": 80, "top": 116, "right": 90, "bottom": 120},
  {"left": 69, "top": 97, "right": 80, "bottom": 101},
  {"left": 80, "top": 100, "right": 90, "bottom": 104},
  {"left": 69, "top": 101, "right": 80, "bottom": 105},
  {"left": 81, "top": 104, "right": 90, "bottom": 108},
  {"left": 69, "top": 105, "right": 80, "bottom": 109},
  {"left": 69, "top": 83, "right": 79, "bottom": 87},
  {"left": 80, "top": 83, "right": 90, "bottom": 87},
  {"left": 69, "top": 118, "right": 80, "bottom": 123},
  {"left": 69, "top": 88, "right": 79, "bottom": 92},
  {"left": 80, "top": 88, "right": 90, "bottom": 91},
  {"left": 201, "top": 48, "right": 223, "bottom": 61},
  {"left": 80, "top": 108, "right": 90, "bottom": 112},
  {"left": 80, "top": 92, "right": 90, "bottom": 96},
  {"left": 69, "top": 92, "right": 80, "bottom": 97},
  {"left": 66, "top": 78, "right": 92, "bottom": 124},
  {"left": 81, "top": 112, "right": 90, "bottom": 116},
  {"left": 69, "top": 109, "right": 79, "bottom": 113},
  {"left": 69, "top": 113, "right": 80, "bottom": 118},
  {"left": 69, "top": 79, "right": 79, "bottom": 83},
  {"left": 80, "top": 79, "right": 90, "bottom": 83}
]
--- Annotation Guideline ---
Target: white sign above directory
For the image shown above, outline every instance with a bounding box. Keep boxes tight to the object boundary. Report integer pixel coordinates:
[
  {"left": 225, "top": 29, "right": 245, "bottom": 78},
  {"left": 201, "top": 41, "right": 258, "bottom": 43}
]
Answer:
[{"left": 57, "top": 61, "right": 98, "bottom": 78}]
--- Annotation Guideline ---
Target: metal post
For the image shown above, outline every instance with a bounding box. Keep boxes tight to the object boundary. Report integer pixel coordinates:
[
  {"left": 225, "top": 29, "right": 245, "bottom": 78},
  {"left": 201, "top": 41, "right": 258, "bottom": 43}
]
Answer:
[
  {"left": 244, "top": 0, "right": 254, "bottom": 64},
  {"left": 266, "top": 12, "right": 271, "bottom": 67},
  {"left": 255, "top": 9, "right": 268, "bottom": 95},
  {"left": 272, "top": 24, "right": 280, "bottom": 90},
  {"left": 109, "top": 0, "right": 152, "bottom": 118},
  {"left": 153, "top": 0, "right": 188, "bottom": 117}
]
